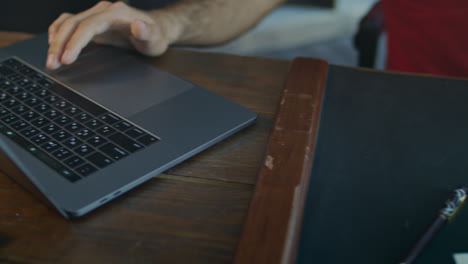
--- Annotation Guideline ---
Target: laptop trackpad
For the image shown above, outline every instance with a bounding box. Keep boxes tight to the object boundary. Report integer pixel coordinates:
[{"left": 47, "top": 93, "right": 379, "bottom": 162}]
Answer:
[{"left": 51, "top": 47, "right": 191, "bottom": 117}]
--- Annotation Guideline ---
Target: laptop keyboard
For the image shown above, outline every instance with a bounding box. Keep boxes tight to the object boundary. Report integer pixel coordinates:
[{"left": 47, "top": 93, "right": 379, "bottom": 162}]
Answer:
[{"left": 0, "top": 57, "right": 159, "bottom": 182}]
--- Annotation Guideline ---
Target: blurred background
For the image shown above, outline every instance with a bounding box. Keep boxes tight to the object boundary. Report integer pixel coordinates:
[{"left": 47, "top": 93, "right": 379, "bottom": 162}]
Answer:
[{"left": 202, "top": 0, "right": 378, "bottom": 67}]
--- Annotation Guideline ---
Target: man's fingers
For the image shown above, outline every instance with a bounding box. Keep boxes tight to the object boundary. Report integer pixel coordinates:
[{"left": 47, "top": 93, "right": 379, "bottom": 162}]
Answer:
[
  {"left": 129, "top": 20, "right": 155, "bottom": 55},
  {"left": 46, "top": 1, "right": 163, "bottom": 69},
  {"left": 130, "top": 20, "right": 169, "bottom": 57},
  {"left": 48, "top": 13, "right": 73, "bottom": 43},
  {"left": 131, "top": 19, "right": 150, "bottom": 41},
  {"left": 61, "top": 4, "right": 146, "bottom": 65},
  {"left": 46, "top": 1, "right": 112, "bottom": 69},
  {"left": 61, "top": 15, "right": 113, "bottom": 64}
]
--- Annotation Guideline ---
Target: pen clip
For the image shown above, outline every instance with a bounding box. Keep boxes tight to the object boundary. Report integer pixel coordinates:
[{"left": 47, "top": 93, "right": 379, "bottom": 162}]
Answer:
[{"left": 439, "top": 187, "right": 467, "bottom": 222}]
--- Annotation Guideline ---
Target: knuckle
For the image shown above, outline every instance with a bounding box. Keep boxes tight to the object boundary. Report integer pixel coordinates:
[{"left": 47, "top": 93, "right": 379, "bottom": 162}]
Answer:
[
  {"left": 48, "top": 23, "right": 56, "bottom": 32},
  {"left": 60, "top": 12, "right": 72, "bottom": 18},
  {"left": 48, "top": 45, "right": 61, "bottom": 54},
  {"left": 50, "top": 13, "right": 72, "bottom": 31},
  {"left": 95, "top": 1, "right": 112, "bottom": 8},
  {"left": 61, "top": 17, "right": 78, "bottom": 28},
  {"left": 109, "top": 1, "right": 127, "bottom": 10},
  {"left": 76, "top": 20, "right": 93, "bottom": 33},
  {"left": 56, "top": 12, "right": 72, "bottom": 21}
]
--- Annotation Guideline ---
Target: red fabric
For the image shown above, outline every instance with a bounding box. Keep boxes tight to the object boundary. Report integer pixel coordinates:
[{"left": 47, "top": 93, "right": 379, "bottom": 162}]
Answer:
[{"left": 381, "top": 0, "right": 468, "bottom": 78}]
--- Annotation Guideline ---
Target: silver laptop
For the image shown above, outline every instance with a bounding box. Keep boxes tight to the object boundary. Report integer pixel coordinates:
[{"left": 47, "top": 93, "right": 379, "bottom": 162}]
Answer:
[{"left": 0, "top": 34, "right": 256, "bottom": 217}]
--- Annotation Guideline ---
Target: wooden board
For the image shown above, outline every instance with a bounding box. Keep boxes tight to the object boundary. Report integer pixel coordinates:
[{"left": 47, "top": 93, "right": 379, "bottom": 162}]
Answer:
[{"left": 234, "top": 57, "right": 328, "bottom": 264}]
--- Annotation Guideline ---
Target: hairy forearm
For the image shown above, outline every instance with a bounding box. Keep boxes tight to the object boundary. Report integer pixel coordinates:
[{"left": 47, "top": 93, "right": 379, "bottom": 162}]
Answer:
[
  {"left": 150, "top": 0, "right": 285, "bottom": 46},
  {"left": 46, "top": 0, "right": 284, "bottom": 69}
]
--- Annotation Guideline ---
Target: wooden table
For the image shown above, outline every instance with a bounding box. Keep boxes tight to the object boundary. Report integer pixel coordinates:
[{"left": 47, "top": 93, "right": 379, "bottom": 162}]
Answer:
[{"left": 0, "top": 32, "right": 323, "bottom": 263}]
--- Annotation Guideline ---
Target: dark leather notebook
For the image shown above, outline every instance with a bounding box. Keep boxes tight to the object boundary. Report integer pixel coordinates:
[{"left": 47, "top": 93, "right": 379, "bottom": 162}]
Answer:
[{"left": 296, "top": 64, "right": 468, "bottom": 263}]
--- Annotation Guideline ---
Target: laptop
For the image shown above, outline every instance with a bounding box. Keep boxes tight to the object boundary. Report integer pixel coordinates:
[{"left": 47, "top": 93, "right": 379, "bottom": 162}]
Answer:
[{"left": 0, "top": 34, "right": 257, "bottom": 218}]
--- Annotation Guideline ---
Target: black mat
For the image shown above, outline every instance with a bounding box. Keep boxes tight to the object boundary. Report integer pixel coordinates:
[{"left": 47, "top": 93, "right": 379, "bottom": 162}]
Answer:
[{"left": 296, "top": 66, "right": 468, "bottom": 264}]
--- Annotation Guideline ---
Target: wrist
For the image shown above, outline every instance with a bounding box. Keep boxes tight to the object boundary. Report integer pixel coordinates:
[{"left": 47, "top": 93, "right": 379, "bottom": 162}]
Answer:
[{"left": 149, "top": 9, "right": 185, "bottom": 46}]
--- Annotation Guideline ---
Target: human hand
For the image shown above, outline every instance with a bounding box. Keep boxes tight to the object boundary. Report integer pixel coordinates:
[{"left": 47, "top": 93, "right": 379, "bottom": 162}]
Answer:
[{"left": 47, "top": 1, "right": 178, "bottom": 69}]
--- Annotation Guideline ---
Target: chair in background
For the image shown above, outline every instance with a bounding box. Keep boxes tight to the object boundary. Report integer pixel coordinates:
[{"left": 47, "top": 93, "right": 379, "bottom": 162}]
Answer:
[{"left": 354, "top": 1, "right": 385, "bottom": 69}]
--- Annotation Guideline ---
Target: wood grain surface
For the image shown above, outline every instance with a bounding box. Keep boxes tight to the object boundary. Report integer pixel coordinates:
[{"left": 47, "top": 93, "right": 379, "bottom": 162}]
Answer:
[
  {"left": 234, "top": 57, "right": 328, "bottom": 264},
  {"left": 0, "top": 31, "right": 33, "bottom": 47},
  {"left": 0, "top": 32, "right": 290, "bottom": 263}
]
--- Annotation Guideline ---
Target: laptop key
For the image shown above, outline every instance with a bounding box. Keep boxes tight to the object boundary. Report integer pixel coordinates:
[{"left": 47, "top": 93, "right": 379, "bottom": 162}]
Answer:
[
  {"left": 44, "top": 95, "right": 59, "bottom": 104},
  {"left": 5, "top": 86, "right": 23, "bottom": 95},
  {"left": 21, "top": 110, "right": 40, "bottom": 120},
  {"left": 75, "top": 128, "right": 95, "bottom": 140},
  {"left": 0, "top": 125, "right": 29, "bottom": 147},
  {"left": 16, "top": 78, "right": 32, "bottom": 87},
  {"left": 43, "top": 109, "right": 61, "bottom": 120},
  {"left": 34, "top": 103, "right": 52, "bottom": 113},
  {"left": 0, "top": 107, "right": 10, "bottom": 117},
  {"left": 137, "top": 134, "right": 158, "bottom": 146},
  {"left": 75, "top": 163, "right": 97, "bottom": 177},
  {"left": 37, "top": 78, "right": 53, "bottom": 88},
  {"left": 20, "top": 127, "right": 40, "bottom": 138},
  {"left": 4, "top": 99, "right": 21, "bottom": 108},
  {"left": 55, "top": 116, "right": 73, "bottom": 126},
  {"left": 54, "top": 100, "right": 71, "bottom": 110},
  {"left": 52, "top": 148, "right": 73, "bottom": 160},
  {"left": 3, "top": 59, "right": 21, "bottom": 68},
  {"left": 31, "top": 133, "right": 50, "bottom": 145},
  {"left": 84, "top": 119, "right": 104, "bottom": 129},
  {"left": 113, "top": 121, "right": 132, "bottom": 132},
  {"left": 125, "top": 127, "right": 145, "bottom": 138},
  {"left": 63, "top": 106, "right": 82, "bottom": 116},
  {"left": 10, "top": 120, "right": 28, "bottom": 131},
  {"left": 99, "top": 112, "right": 121, "bottom": 125},
  {"left": 0, "top": 65, "right": 14, "bottom": 76},
  {"left": 11, "top": 105, "right": 29, "bottom": 115},
  {"left": 41, "top": 140, "right": 61, "bottom": 153},
  {"left": 99, "top": 143, "right": 128, "bottom": 160},
  {"left": 19, "top": 67, "right": 34, "bottom": 75},
  {"left": 15, "top": 91, "right": 32, "bottom": 101},
  {"left": 87, "top": 135, "right": 107, "bottom": 147},
  {"left": 62, "top": 136, "right": 83, "bottom": 149},
  {"left": 52, "top": 130, "right": 71, "bottom": 141},
  {"left": 28, "top": 72, "right": 46, "bottom": 81},
  {"left": 76, "top": 113, "right": 92, "bottom": 122},
  {"left": 9, "top": 74, "right": 23, "bottom": 82},
  {"left": 0, "top": 80, "right": 14, "bottom": 90},
  {"left": 1, "top": 114, "right": 19, "bottom": 124},
  {"left": 24, "top": 83, "right": 41, "bottom": 93},
  {"left": 24, "top": 97, "right": 41, "bottom": 107},
  {"left": 31, "top": 117, "right": 51, "bottom": 128},
  {"left": 108, "top": 132, "right": 143, "bottom": 153},
  {"left": 64, "top": 122, "right": 85, "bottom": 133},
  {"left": 64, "top": 155, "right": 86, "bottom": 168},
  {"left": 59, "top": 169, "right": 81, "bottom": 182},
  {"left": 74, "top": 143, "right": 95, "bottom": 156},
  {"left": 96, "top": 125, "right": 116, "bottom": 137},
  {"left": 34, "top": 89, "right": 51, "bottom": 98},
  {"left": 42, "top": 124, "right": 61, "bottom": 134},
  {"left": 86, "top": 152, "right": 113, "bottom": 168},
  {"left": 0, "top": 92, "right": 10, "bottom": 102}
]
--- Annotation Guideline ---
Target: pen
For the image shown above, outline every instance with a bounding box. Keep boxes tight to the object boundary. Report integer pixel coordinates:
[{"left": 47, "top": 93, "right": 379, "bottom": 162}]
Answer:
[{"left": 399, "top": 186, "right": 468, "bottom": 264}]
